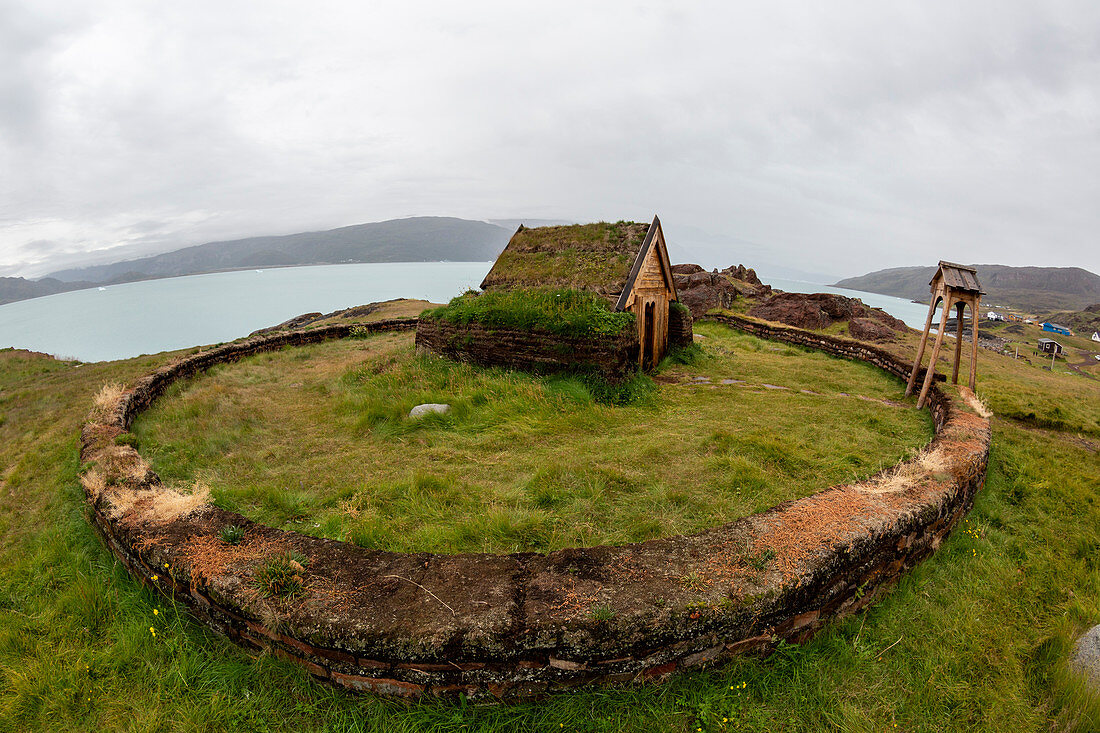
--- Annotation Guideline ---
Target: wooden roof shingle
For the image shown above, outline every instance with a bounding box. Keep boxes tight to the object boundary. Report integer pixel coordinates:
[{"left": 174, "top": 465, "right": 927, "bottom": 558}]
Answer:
[{"left": 932, "top": 261, "right": 983, "bottom": 293}]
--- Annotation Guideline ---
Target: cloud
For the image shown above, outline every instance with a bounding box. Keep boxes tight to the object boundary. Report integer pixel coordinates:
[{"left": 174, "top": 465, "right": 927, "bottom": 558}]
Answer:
[{"left": 0, "top": 0, "right": 1098, "bottom": 279}]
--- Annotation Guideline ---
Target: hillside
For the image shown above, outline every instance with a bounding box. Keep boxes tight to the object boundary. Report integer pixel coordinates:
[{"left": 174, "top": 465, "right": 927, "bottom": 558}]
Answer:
[
  {"left": 835, "top": 264, "right": 1100, "bottom": 312},
  {"left": 0, "top": 276, "right": 91, "bottom": 306},
  {"left": 45, "top": 216, "right": 512, "bottom": 284},
  {"left": 1039, "top": 303, "right": 1100, "bottom": 334}
]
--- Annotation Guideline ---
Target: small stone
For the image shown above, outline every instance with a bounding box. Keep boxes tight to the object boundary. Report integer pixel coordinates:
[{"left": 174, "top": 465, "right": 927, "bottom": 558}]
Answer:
[
  {"left": 548, "top": 656, "right": 587, "bottom": 671},
  {"left": 1071, "top": 624, "right": 1100, "bottom": 690},
  {"left": 409, "top": 403, "right": 451, "bottom": 419}
]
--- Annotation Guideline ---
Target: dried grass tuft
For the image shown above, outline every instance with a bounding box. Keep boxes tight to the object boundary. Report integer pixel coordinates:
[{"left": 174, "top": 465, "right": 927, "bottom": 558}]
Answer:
[
  {"left": 957, "top": 386, "right": 993, "bottom": 418},
  {"left": 81, "top": 469, "right": 106, "bottom": 500},
  {"left": 91, "top": 382, "right": 126, "bottom": 422},
  {"left": 107, "top": 481, "right": 211, "bottom": 524},
  {"left": 93, "top": 444, "right": 154, "bottom": 487},
  {"left": 916, "top": 446, "right": 949, "bottom": 475},
  {"left": 856, "top": 462, "right": 920, "bottom": 495},
  {"left": 854, "top": 445, "right": 948, "bottom": 495},
  {"left": 151, "top": 481, "right": 212, "bottom": 522}
]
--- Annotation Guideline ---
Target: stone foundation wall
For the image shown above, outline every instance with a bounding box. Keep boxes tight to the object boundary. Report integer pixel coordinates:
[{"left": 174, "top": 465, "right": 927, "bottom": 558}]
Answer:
[
  {"left": 414, "top": 318, "right": 640, "bottom": 381},
  {"left": 79, "top": 313, "right": 990, "bottom": 700},
  {"left": 668, "top": 304, "right": 694, "bottom": 349}
]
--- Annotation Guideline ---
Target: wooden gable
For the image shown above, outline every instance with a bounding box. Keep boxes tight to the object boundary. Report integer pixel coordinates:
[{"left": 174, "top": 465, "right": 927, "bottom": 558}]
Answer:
[{"left": 615, "top": 216, "right": 678, "bottom": 312}]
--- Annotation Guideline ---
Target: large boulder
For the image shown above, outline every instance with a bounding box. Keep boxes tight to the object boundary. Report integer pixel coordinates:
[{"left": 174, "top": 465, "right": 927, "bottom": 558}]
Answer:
[
  {"left": 672, "top": 264, "right": 771, "bottom": 319},
  {"left": 749, "top": 292, "right": 908, "bottom": 341}
]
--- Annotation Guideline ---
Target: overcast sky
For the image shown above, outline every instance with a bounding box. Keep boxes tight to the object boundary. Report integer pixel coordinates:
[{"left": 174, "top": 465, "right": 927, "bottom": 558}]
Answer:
[{"left": 2, "top": 0, "right": 1098, "bottom": 279}]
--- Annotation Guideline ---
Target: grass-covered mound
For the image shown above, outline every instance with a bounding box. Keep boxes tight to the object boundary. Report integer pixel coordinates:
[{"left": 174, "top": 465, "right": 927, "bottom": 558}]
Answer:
[
  {"left": 128, "top": 323, "right": 933, "bottom": 554},
  {"left": 421, "top": 287, "right": 635, "bottom": 340},
  {"left": 479, "top": 221, "right": 647, "bottom": 296}
]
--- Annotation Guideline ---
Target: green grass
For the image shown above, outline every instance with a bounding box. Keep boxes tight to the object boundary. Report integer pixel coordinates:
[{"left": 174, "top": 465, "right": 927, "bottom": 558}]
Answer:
[
  {"left": 423, "top": 287, "right": 635, "bottom": 339},
  {"left": 253, "top": 551, "right": 309, "bottom": 598},
  {"left": 128, "top": 323, "right": 931, "bottom": 554},
  {"left": 0, "top": 303, "right": 1098, "bottom": 730},
  {"left": 480, "top": 221, "right": 646, "bottom": 294},
  {"left": 978, "top": 320, "right": 1100, "bottom": 383}
]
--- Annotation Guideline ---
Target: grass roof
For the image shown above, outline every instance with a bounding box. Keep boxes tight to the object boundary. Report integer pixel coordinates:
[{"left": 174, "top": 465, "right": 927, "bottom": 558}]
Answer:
[{"left": 479, "top": 221, "right": 649, "bottom": 297}]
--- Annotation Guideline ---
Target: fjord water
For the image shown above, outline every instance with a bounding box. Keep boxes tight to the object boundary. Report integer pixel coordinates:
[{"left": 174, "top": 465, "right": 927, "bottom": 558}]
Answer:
[
  {"left": 0, "top": 263, "right": 927, "bottom": 362},
  {"left": 0, "top": 262, "right": 492, "bottom": 362}
]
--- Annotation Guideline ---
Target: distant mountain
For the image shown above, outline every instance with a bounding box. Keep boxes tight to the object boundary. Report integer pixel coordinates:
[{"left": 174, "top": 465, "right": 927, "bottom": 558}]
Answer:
[
  {"left": 0, "top": 276, "right": 99, "bottom": 306},
  {"left": 46, "top": 217, "right": 513, "bottom": 284},
  {"left": 835, "top": 264, "right": 1100, "bottom": 313}
]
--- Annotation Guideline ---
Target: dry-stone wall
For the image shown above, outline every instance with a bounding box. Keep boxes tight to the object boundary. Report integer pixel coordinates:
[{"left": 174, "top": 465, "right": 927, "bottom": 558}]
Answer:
[
  {"left": 668, "top": 305, "right": 694, "bottom": 349},
  {"left": 80, "top": 313, "right": 990, "bottom": 700}
]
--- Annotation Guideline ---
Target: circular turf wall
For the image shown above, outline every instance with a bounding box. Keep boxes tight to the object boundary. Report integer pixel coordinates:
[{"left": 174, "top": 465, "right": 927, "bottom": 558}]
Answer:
[{"left": 79, "top": 313, "right": 991, "bottom": 700}]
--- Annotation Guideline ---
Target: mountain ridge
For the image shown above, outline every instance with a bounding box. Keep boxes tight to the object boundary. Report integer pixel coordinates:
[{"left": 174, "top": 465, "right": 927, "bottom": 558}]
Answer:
[
  {"left": 1, "top": 217, "right": 513, "bottom": 305},
  {"left": 47, "top": 216, "right": 512, "bottom": 283},
  {"left": 835, "top": 264, "right": 1100, "bottom": 312}
]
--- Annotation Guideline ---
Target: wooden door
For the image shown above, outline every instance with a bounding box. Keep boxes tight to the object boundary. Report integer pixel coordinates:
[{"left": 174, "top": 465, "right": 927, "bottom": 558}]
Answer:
[{"left": 643, "top": 301, "right": 656, "bottom": 371}]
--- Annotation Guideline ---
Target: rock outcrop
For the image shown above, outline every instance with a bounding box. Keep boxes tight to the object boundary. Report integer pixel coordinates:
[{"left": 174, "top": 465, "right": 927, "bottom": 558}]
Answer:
[
  {"left": 672, "top": 264, "right": 771, "bottom": 319},
  {"left": 749, "top": 292, "right": 908, "bottom": 341}
]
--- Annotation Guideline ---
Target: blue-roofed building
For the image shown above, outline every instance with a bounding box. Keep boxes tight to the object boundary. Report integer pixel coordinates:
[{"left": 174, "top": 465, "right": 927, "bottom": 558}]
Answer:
[{"left": 1041, "top": 322, "right": 1073, "bottom": 336}]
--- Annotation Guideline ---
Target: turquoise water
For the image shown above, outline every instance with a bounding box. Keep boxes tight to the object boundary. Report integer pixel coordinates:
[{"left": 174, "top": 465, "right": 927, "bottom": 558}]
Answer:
[
  {"left": 0, "top": 262, "right": 926, "bottom": 363},
  {"left": 0, "top": 262, "right": 491, "bottom": 362}
]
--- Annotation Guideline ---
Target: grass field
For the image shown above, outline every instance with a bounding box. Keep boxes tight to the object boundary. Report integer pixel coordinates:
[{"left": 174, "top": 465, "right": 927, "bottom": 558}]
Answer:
[
  {"left": 127, "top": 322, "right": 931, "bottom": 554},
  {"left": 0, "top": 302, "right": 1098, "bottom": 731}
]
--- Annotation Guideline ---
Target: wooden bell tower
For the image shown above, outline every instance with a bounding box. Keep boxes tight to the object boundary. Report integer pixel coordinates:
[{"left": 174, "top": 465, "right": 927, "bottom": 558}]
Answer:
[{"left": 905, "top": 261, "right": 983, "bottom": 409}]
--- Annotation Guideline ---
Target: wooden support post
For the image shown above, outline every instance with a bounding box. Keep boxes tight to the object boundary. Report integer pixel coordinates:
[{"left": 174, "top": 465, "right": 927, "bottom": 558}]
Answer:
[
  {"left": 969, "top": 299, "right": 979, "bottom": 389},
  {"left": 917, "top": 297, "right": 951, "bottom": 409},
  {"left": 952, "top": 301, "right": 965, "bottom": 384},
  {"left": 906, "top": 295, "right": 940, "bottom": 397}
]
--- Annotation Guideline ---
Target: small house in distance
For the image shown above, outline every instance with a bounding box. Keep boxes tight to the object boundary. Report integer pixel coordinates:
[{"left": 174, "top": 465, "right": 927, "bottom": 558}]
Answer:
[
  {"left": 1038, "top": 338, "right": 1063, "bottom": 356},
  {"left": 1042, "top": 322, "right": 1073, "bottom": 336},
  {"left": 480, "top": 216, "right": 686, "bottom": 369}
]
